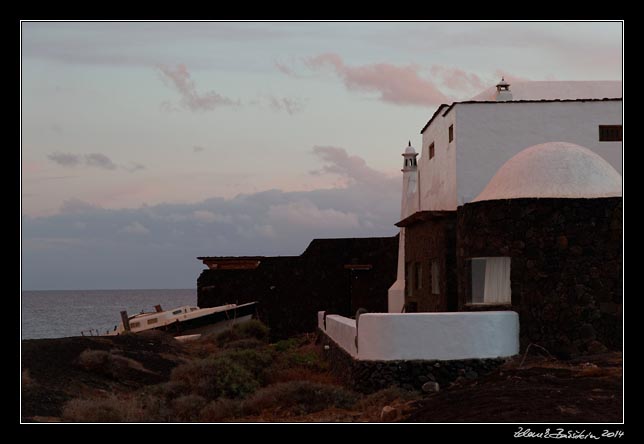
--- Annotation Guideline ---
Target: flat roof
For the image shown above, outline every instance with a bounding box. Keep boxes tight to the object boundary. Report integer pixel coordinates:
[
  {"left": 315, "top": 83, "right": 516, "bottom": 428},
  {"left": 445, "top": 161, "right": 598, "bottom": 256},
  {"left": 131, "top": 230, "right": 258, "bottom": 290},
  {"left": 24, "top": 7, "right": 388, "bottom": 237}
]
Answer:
[
  {"left": 395, "top": 210, "right": 456, "bottom": 227},
  {"left": 420, "top": 97, "right": 622, "bottom": 134}
]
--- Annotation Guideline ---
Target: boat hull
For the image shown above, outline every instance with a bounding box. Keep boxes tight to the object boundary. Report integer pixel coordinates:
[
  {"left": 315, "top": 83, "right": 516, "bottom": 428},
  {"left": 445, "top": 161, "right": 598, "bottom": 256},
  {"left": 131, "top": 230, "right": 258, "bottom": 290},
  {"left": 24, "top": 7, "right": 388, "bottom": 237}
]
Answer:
[{"left": 147, "top": 302, "right": 258, "bottom": 337}]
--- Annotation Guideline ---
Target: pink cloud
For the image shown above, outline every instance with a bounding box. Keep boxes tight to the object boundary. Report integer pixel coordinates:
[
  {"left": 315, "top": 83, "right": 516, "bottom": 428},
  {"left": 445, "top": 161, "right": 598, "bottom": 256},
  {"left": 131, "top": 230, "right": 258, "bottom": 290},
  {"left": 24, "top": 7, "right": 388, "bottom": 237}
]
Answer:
[
  {"left": 431, "top": 65, "right": 486, "bottom": 94},
  {"left": 158, "top": 64, "right": 238, "bottom": 111},
  {"left": 275, "top": 61, "right": 296, "bottom": 77},
  {"left": 267, "top": 96, "right": 305, "bottom": 115},
  {"left": 494, "top": 70, "right": 531, "bottom": 84},
  {"left": 311, "top": 146, "right": 391, "bottom": 188},
  {"left": 305, "top": 53, "right": 450, "bottom": 107}
]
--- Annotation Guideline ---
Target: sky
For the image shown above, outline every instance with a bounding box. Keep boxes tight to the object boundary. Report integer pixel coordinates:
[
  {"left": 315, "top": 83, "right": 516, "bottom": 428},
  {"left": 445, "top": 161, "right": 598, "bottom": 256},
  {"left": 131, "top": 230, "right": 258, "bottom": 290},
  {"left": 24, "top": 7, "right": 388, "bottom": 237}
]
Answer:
[{"left": 21, "top": 21, "right": 623, "bottom": 290}]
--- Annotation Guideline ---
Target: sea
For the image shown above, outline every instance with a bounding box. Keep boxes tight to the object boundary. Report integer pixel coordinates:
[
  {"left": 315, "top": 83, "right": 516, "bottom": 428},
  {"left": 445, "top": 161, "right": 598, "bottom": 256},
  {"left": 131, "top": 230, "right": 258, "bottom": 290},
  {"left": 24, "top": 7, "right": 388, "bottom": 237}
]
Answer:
[{"left": 21, "top": 289, "right": 197, "bottom": 340}]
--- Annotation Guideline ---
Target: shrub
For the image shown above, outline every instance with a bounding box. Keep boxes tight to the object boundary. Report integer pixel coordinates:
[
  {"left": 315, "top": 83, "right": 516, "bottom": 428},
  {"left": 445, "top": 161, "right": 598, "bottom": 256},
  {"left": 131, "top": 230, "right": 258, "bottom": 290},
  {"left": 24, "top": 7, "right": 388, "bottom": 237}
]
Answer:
[
  {"left": 218, "top": 348, "right": 274, "bottom": 384},
  {"left": 215, "top": 320, "right": 269, "bottom": 346},
  {"left": 76, "top": 349, "right": 149, "bottom": 379},
  {"left": 171, "top": 394, "right": 208, "bottom": 422},
  {"left": 170, "top": 357, "right": 259, "bottom": 399},
  {"left": 200, "top": 398, "right": 243, "bottom": 422},
  {"left": 62, "top": 396, "right": 145, "bottom": 423},
  {"left": 354, "top": 386, "right": 420, "bottom": 411},
  {"left": 222, "top": 338, "right": 266, "bottom": 350},
  {"left": 273, "top": 337, "right": 304, "bottom": 352},
  {"left": 244, "top": 381, "right": 358, "bottom": 416}
]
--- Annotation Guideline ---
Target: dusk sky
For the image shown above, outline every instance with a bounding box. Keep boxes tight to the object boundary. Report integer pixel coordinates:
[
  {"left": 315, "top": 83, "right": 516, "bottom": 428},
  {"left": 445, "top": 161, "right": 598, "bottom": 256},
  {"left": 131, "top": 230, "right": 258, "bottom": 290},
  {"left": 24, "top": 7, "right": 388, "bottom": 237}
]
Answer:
[{"left": 21, "top": 21, "right": 622, "bottom": 290}]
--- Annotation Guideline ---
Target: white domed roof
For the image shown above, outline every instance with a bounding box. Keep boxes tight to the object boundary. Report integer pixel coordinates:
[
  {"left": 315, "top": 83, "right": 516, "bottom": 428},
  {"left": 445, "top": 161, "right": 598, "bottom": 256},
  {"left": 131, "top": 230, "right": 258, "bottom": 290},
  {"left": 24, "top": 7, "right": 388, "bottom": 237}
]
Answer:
[
  {"left": 404, "top": 141, "right": 416, "bottom": 154},
  {"left": 473, "top": 142, "right": 622, "bottom": 202}
]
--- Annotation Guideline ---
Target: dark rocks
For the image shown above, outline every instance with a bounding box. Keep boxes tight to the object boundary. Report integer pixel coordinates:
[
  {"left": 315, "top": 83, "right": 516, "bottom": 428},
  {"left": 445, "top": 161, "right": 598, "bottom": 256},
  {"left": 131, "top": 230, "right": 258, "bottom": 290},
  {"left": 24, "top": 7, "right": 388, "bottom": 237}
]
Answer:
[
  {"left": 380, "top": 406, "right": 400, "bottom": 422},
  {"left": 421, "top": 381, "right": 440, "bottom": 393},
  {"left": 465, "top": 371, "right": 478, "bottom": 380},
  {"left": 457, "top": 197, "right": 622, "bottom": 355}
]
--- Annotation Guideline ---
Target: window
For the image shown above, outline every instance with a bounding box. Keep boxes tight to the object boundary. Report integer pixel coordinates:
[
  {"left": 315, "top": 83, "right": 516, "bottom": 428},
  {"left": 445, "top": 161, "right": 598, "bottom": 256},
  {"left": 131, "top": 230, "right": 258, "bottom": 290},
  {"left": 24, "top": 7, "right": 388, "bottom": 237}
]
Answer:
[
  {"left": 414, "top": 262, "right": 422, "bottom": 289},
  {"left": 599, "top": 125, "right": 622, "bottom": 142},
  {"left": 147, "top": 318, "right": 158, "bottom": 325},
  {"left": 431, "top": 260, "right": 440, "bottom": 295},
  {"left": 429, "top": 142, "right": 435, "bottom": 159},
  {"left": 469, "top": 257, "right": 511, "bottom": 304},
  {"left": 405, "top": 261, "right": 412, "bottom": 297},
  {"left": 129, "top": 322, "right": 140, "bottom": 329},
  {"left": 448, "top": 125, "right": 454, "bottom": 143},
  {"left": 172, "top": 310, "right": 183, "bottom": 315}
]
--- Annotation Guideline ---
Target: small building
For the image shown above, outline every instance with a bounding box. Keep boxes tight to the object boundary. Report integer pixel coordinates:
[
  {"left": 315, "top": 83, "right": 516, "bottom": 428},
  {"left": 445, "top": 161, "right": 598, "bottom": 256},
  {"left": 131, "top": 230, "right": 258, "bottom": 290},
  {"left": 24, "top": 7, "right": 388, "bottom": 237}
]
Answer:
[
  {"left": 197, "top": 236, "right": 398, "bottom": 339},
  {"left": 391, "top": 80, "right": 623, "bottom": 355}
]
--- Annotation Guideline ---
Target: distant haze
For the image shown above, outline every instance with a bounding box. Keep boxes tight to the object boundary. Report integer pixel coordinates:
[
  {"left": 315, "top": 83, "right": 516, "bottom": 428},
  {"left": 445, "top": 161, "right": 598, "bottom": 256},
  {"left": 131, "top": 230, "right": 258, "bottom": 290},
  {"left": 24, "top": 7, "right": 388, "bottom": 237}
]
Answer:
[{"left": 21, "top": 21, "right": 622, "bottom": 290}]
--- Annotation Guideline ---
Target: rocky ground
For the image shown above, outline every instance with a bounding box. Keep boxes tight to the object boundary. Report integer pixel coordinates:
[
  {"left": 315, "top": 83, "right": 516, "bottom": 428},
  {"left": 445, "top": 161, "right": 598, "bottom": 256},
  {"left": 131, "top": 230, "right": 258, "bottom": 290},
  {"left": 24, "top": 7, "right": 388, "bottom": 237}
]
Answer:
[{"left": 21, "top": 324, "right": 622, "bottom": 423}]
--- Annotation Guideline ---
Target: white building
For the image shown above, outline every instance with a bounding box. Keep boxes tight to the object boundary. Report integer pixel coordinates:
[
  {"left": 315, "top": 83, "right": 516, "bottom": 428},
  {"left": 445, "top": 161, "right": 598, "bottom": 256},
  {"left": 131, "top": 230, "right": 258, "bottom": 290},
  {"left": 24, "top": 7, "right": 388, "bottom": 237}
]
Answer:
[{"left": 388, "top": 80, "right": 623, "bottom": 313}]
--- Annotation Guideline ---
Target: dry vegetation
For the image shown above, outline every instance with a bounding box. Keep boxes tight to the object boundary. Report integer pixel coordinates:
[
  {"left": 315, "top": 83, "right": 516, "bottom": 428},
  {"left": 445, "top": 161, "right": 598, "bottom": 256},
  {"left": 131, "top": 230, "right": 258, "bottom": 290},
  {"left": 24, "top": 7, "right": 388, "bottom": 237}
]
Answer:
[
  {"left": 22, "top": 320, "right": 622, "bottom": 423},
  {"left": 23, "top": 320, "right": 421, "bottom": 423}
]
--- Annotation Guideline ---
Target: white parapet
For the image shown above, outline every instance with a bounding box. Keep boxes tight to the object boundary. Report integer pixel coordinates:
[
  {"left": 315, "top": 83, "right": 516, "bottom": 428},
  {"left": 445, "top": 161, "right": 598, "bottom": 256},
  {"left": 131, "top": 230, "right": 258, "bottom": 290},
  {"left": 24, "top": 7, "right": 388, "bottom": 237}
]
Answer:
[
  {"left": 323, "top": 314, "right": 358, "bottom": 358},
  {"left": 320, "top": 311, "right": 520, "bottom": 361},
  {"left": 357, "top": 312, "right": 519, "bottom": 361}
]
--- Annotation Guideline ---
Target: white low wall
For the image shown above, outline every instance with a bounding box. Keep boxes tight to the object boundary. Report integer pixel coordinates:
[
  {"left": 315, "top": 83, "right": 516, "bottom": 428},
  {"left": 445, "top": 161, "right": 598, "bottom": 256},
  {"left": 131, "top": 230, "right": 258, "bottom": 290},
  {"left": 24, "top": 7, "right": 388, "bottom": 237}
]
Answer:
[
  {"left": 319, "top": 311, "right": 519, "bottom": 361},
  {"left": 322, "top": 314, "right": 358, "bottom": 358}
]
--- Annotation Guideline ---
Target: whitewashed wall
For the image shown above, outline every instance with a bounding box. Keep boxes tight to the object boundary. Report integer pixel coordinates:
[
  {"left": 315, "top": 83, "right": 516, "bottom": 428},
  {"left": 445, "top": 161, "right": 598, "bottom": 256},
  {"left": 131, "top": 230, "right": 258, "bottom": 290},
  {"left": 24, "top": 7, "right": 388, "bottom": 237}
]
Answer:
[
  {"left": 418, "top": 109, "right": 459, "bottom": 212},
  {"left": 323, "top": 314, "right": 358, "bottom": 358},
  {"left": 320, "top": 311, "right": 519, "bottom": 361},
  {"left": 455, "top": 101, "right": 622, "bottom": 205}
]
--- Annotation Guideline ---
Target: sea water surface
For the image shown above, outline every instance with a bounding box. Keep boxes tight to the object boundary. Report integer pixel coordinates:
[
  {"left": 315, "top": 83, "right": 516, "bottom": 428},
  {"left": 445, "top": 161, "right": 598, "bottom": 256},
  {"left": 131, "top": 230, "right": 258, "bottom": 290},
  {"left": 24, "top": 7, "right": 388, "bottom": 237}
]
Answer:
[{"left": 21, "top": 289, "right": 196, "bottom": 339}]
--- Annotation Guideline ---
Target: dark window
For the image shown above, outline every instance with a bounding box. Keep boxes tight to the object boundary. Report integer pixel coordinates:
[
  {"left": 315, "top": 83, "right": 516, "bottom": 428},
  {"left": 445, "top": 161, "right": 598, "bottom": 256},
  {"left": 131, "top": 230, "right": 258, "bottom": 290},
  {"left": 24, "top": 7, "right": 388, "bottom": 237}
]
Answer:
[
  {"left": 431, "top": 260, "right": 440, "bottom": 295},
  {"left": 405, "top": 262, "right": 412, "bottom": 297},
  {"left": 599, "top": 125, "right": 622, "bottom": 142},
  {"left": 468, "top": 257, "right": 511, "bottom": 305},
  {"left": 415, "top": 262, "right": 422, "bottom": 289},
  {"left": 448, "top": 124, "right": 454, "bottom": 143},
  {"left": 429, "top": 142, "right": 435, "bottom": 159}
]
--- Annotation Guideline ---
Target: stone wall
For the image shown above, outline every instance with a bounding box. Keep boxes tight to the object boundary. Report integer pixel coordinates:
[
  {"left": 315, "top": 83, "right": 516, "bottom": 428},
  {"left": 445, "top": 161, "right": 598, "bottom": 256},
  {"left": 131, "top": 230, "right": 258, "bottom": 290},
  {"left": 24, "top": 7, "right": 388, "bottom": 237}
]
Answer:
[
  {"left": 319, "top": 331, "right": 506, "bottom": 393},
  {"left": 198, "top": 236, "right": 398, "bottom": 339},
  {"left": 457, "top": 197, "right": 622, "bottom": 356},
  {"left": 404, "top": 215, "right": 457, "bottom": 312}
]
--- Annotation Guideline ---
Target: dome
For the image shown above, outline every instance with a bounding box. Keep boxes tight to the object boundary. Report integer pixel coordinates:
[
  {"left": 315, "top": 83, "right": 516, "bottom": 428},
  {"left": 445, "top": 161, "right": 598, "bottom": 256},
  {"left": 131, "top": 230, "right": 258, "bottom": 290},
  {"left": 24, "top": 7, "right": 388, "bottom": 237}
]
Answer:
[
  {"left": 473, "top": 142, "right": 622, "bottom": 202},
  {"left": 404, "top": 141, "right": 416, "bottom": 155}
]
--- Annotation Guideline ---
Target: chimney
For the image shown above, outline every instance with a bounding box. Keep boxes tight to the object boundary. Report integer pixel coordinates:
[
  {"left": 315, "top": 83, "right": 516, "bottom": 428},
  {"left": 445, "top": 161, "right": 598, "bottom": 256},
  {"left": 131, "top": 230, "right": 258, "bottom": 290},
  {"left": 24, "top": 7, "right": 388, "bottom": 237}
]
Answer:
[{"left": 495, "top": 77, "right": 513, "bottom": 101}]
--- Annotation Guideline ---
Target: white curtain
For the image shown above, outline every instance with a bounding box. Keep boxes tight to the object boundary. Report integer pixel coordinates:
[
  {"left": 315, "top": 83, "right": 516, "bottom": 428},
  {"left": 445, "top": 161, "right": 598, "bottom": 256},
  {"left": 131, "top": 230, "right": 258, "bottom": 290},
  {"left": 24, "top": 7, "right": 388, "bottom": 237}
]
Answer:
[{"left": 483, "top": 257, "right": 511, "bottom": 304}]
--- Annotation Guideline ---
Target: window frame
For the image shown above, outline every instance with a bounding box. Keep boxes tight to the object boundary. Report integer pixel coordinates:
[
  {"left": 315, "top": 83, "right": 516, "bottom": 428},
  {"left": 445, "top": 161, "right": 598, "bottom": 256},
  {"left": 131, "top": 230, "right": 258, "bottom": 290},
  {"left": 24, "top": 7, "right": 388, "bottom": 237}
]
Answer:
[
  {"left": 429, "top": 142, "right": 435, "bottom": 159},
  {"left": 448, "top": 124, "right": 454, "bottom": 143}
]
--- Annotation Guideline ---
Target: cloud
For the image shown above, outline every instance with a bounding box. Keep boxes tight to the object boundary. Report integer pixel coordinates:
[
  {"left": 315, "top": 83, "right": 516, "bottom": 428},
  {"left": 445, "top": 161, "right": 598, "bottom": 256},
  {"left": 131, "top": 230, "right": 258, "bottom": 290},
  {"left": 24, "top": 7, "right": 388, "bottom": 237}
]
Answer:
[
  {"left": 48, "top": 152, "right": 143, "bottom": 172},
  {"left": 275, "top": 61, "right": 297, "bottom": 77},
  {"left": 158, "top": 64, "right": 238, "bottom": 112},
  {"left": 120, "top": 221, "right": 150, "bottom": 235},
  {"left": 123, "top": 162, "right": 145, "bottom": 172},
  {"left": 85, "top": 153, "right": 117, "bottom": 170},
  {"left": 22, "top": 147, "right": 401, "bottom": 289},
  {"left": 48, "top": 152, "right": 81, "bottom": 167},
  {"left": 268, "top": 200, "right": 360, "bottom": 230},
  {"left": 305, "top": 53, "right": 451, "bottom": 106},
  {"left": 267, "top": 96, "right": 305, "bottom": 115},
  {"left": 431, "top": 66, "right": 486, "bottom": 96},
  {"left": 493, "top": 70, "right": 531, "bottom": 84},
  {"left": 60, "top": 198, "right": 102, "bottom": 214},
  {"left": 311, "top": 146, "right": 390, "bottom": 188}
]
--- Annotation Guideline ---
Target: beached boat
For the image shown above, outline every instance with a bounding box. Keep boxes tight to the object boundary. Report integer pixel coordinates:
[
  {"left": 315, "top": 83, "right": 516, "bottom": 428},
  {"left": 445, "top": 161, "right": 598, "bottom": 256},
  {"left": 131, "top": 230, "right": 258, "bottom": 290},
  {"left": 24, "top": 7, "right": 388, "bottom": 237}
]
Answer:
[{"left": 90, "top": 301, "right": 259, "bottom": 338}]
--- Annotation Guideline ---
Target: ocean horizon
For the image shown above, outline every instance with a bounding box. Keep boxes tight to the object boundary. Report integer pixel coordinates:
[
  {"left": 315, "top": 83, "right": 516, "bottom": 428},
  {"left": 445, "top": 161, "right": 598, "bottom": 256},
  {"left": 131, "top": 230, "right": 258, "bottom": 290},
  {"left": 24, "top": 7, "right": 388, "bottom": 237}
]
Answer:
[{"left": 21, "top": 288, "right": 197, "bottom": 340}]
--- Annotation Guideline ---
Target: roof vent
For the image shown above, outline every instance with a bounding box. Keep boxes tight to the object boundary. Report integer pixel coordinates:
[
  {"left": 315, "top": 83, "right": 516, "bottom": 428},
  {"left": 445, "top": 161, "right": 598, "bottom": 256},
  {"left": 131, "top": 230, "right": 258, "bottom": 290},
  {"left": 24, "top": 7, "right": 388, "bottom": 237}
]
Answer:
[{"left": 495, "top": 77, "right": 513, "bottom": 102}]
